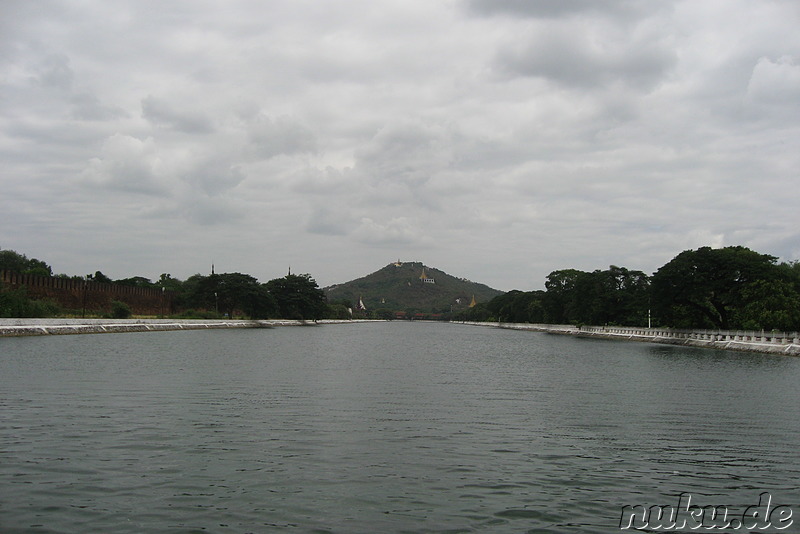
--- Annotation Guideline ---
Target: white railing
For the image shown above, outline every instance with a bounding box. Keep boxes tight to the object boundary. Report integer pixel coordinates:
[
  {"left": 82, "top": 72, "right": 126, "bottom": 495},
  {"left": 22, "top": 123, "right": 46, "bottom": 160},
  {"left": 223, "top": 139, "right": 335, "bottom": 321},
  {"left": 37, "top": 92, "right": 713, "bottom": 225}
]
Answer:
[{"left": 578, "top": 325, "right": 800, "bottom": 345}]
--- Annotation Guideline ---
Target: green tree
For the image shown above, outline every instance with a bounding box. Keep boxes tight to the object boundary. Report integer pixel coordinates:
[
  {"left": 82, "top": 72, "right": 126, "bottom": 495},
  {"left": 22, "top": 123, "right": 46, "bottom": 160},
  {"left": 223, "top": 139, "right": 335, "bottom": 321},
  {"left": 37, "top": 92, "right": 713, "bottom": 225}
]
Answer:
[
  {"left": 734, "top": 279, "right": 800, "bottom": 331},
  {"left": 266, "top": 274, "right": 327, "bottom": 320},
  {"left": 594, "top": 266, "right": 650, "bottom": 326},
  {"left": 89, "top": 271, "right": 113, "bottom": 284},
  {"left": 115, "top": 276, "right": 155, "bottom": 288},
  {"left": 486, "top": 290, "right": 546, "bottom": 323},
  {"left": 110, "top": 300, "right": 132, "bottom": 319},
  {"left": 0, "top": 248, "right": 53, "bottom": 276},
  {"left": 651, "top": 246, "right": 781, "bottom": 329},
  {"left": 543, "top": 269, "right": 586, "bottom": 324},
  {"left": 0, "top": 284, "right": 60, "bottom": 317},
  {"left": 185, "top": 273, "right": 276, "bottom": 319}
]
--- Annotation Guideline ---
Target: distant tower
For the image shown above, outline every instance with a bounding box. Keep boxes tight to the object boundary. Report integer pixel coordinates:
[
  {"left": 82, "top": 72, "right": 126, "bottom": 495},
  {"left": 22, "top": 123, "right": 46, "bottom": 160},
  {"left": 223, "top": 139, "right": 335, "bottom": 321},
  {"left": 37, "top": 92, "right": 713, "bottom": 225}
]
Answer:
[
  {"left": 211, "top": 263, "right": 215, "bottom": 275},
  {"left": 469, "top": 295, "right": 477, "bottom": 308},
  {"left": 420, "top": 267, "right": 435, "bottom": 284}
]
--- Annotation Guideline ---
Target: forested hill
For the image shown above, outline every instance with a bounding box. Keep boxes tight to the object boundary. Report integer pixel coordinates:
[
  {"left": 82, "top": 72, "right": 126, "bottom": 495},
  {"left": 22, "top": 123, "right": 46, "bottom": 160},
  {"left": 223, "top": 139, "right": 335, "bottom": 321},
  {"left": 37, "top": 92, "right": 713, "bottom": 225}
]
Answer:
[{"left": 324, "top": 261, "right": 504, "bottom": 314}]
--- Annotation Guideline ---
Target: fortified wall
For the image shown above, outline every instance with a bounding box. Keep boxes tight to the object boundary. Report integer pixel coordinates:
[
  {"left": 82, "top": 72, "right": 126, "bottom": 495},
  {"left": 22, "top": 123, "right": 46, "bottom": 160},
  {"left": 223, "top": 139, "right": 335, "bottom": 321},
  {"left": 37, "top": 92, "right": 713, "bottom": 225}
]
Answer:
[{"left": 0, "top": 270, "right": 174, "bottom": 316}]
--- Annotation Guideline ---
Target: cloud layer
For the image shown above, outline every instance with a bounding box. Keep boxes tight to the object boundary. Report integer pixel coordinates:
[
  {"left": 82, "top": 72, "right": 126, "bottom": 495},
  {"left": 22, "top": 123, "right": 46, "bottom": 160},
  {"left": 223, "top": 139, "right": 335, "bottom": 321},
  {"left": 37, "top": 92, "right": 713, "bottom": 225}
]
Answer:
[{"left": 1, "top": 0, "right": 798, "bottom": 290}]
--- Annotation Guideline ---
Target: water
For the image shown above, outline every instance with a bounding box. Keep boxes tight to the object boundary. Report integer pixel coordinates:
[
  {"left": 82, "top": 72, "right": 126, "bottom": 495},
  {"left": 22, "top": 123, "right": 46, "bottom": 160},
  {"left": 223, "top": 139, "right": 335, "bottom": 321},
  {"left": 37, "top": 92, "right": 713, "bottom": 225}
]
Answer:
[{"left": 1, "top": 322, "right": 798, "bottom": 533}]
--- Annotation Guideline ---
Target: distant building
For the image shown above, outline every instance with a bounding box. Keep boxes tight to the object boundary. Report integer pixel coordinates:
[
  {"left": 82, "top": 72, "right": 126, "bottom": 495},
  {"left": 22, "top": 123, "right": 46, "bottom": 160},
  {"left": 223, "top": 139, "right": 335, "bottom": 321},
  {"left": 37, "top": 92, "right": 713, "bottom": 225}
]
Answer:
[{"left": 419, "top": 268, "right": 435, "bottom": 284}]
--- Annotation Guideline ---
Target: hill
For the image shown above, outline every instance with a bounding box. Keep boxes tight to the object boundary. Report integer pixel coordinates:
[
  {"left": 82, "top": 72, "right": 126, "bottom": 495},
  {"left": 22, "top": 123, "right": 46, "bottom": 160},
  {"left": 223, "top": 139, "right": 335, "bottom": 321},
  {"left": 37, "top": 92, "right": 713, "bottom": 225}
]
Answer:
[{"left": 324, "top": 261, "right": 504, "bottom": 314}]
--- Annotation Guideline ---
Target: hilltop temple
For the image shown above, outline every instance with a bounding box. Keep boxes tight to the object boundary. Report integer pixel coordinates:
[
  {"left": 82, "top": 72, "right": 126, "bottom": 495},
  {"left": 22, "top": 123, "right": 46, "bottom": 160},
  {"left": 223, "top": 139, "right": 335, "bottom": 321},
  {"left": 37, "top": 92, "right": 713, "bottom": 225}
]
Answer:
[{"left": 419, "top": 268, "right": 435, "bottom": 284}]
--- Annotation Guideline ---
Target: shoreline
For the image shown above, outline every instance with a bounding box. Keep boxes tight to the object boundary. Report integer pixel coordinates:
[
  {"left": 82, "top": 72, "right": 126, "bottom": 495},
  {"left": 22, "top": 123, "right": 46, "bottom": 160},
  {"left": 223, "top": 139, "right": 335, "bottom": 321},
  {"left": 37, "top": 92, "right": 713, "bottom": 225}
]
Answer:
[
  {"left": 0, "top": 318, "right": 375, "bottom": 337},
  {"left": 4, "top": 318, "right": 798, "bottom": 357},
  {"left": 457, "top": 321, "right": 800, "bottom": 357}
]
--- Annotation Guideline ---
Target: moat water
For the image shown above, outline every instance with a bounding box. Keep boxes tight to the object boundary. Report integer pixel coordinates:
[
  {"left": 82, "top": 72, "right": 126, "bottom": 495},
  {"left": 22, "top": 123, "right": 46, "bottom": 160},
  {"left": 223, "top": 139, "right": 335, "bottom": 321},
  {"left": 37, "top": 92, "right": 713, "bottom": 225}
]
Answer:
[{"left": 1, "top": 322, "right": 799, "bottom": 532}]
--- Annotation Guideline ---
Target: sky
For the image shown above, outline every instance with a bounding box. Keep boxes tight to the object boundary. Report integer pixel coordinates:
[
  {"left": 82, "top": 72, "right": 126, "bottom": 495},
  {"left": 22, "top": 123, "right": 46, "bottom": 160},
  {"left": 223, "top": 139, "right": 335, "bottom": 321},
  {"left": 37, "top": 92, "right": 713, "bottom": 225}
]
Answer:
[{"left": 2, "top": 0, "right": 799, "bottom": 291}]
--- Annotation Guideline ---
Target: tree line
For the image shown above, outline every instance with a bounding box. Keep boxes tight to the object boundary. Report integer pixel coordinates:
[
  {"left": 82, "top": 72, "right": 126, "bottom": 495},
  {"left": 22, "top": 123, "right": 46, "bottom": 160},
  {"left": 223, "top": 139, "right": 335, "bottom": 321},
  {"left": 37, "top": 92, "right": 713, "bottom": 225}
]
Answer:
[
  {"left": 457, "top": 246, "right": 800, "bottom": 332},
  {"left": 3, "top": 245, "right": 800, "bottom": 330},
  {"left": 0, "top": 248, "right": 328, "bottom": 320}
]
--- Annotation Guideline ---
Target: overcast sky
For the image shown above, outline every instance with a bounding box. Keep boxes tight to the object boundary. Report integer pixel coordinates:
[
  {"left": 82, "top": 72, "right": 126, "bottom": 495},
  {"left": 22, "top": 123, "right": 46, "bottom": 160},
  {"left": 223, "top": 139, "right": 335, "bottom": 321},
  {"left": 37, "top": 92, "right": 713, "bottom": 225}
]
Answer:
[{"left": 2, "top": 0, "right": 798, "bottom": 291}]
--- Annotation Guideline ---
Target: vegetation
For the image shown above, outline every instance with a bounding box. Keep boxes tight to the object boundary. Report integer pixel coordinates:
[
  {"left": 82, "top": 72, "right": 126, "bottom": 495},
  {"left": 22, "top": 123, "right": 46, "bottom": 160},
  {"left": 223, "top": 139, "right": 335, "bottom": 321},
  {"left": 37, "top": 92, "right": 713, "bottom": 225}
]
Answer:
[
  {"left": 0, "top": 285, "right": 61, "bottom": 318},
  {"left": 109, "top": 300, "right": 132, "bottom": 319},
  {"left": 2, "top": 245, "right": 799, "bottom": 330},
  {"left": 459, "top": 246, "right": 800, "bottom": 332},
  {"left": 265, "top": 274, "right": 327, "bottom": 320},
  {"left": 324, "top": 261, "right": 503, "bottom": 317},
  {"left": 651, "top": 246, "right": 800, "bottom": 331},
  {"left": 0, "top": 248, "right": 53, "bottom": 276}
]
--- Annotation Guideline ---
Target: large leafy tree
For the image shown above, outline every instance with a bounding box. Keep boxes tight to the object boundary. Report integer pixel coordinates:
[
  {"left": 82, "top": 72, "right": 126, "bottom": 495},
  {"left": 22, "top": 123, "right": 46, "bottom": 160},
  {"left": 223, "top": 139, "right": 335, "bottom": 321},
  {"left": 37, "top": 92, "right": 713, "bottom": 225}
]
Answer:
[
  {"left": 0, "top": 249, "right": 53, "bottom": 276},
  {"left": 487, "top": 290, "right": 546, "bottom": 323},
  {"left": 651, "top": 246, "right": 783, "bottom": 329},
  {"left": 265, "top": 273, "right": 327, "bottom": 320},
  {"left": 542, "top": 269, "right": 585, "bottom": 323},
  {"left": 537, "top": 266, "right": 650, "bottom": 326},
  {"left": 185, "top": 272, "right": 276, "bottom": 319},
  {"left": 594, "top": 266, "right": 650, "bottom": 326}
]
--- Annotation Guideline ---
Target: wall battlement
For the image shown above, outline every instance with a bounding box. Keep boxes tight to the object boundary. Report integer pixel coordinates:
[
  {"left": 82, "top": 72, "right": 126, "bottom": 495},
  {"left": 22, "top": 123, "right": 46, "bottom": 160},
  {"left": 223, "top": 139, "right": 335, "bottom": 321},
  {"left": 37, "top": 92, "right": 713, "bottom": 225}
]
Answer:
[{"left": 1, "top": 270, "right": 174, "bottom": 315}]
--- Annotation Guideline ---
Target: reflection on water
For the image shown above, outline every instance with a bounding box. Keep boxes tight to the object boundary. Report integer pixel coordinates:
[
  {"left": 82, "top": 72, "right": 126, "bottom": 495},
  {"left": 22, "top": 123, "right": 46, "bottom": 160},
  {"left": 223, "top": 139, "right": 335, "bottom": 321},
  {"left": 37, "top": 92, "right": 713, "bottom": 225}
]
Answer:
[{"left": 1, "top": 322, "right": 799, "bottom": 532}]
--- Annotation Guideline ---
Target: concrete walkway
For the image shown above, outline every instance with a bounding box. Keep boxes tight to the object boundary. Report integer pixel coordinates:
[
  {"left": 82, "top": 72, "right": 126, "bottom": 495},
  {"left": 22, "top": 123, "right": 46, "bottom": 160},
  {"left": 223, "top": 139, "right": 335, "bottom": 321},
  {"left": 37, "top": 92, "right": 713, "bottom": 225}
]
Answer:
[{"left": 0, "top": 318, "right": 371, "bottom": 337}]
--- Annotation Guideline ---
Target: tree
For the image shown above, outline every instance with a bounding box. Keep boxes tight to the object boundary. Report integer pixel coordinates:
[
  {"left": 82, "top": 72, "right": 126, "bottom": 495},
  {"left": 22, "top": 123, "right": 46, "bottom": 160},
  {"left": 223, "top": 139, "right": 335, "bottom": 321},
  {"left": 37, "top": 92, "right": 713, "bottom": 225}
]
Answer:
[
  {"left": 651, "top": 246, "right": 782, "bottom": 329},
  {"left": 184, "top": 273, "right": 276, "bottom": 319},
  {"left": 0, "top": 248, "right": 53, "bottom": 276},
  {"left": 594, "top": 266, "right": 650, "bottom": 326},
  {"left": 89, "top": 271, "right": 113, "bottom": 284},
  {"left": 265, "top": 273, "right": 327, "bottom": 320},
  {"left": 543, "top": 269, "right": 585, "bottom": 324},
  {"left": 115, "top": 276, "right": 155, "bottom": 288},
  {"left": 485, "top": 290, "right": 546, "bottom": 323},
  {"left": 110, "top": 300, "right": 132, "bottom": 319},
  {"left": 734, "top": 279, "right": 800, "bottom": 331}
]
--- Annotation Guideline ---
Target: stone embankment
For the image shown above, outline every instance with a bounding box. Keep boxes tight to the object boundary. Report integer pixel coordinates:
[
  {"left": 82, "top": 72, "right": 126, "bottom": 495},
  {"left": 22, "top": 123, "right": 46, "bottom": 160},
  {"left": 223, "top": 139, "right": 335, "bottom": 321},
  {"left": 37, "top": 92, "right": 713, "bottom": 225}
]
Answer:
[
  {"left": 0, "top": 318, "right": 372, "bottom": 337},
  {"left": 458, "top": 321, "right": 800, "bottom": 356}
]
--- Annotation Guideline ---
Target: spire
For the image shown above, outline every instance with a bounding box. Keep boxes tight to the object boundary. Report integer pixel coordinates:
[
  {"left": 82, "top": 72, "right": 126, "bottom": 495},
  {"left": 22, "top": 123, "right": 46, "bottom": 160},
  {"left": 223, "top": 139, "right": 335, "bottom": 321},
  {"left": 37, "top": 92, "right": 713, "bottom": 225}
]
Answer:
[
  {"left": 469, "top": 295, "right": 477, "bottom": 308},
  {"left": 211, "top": 262, "right": 215, "bottom": 275}
]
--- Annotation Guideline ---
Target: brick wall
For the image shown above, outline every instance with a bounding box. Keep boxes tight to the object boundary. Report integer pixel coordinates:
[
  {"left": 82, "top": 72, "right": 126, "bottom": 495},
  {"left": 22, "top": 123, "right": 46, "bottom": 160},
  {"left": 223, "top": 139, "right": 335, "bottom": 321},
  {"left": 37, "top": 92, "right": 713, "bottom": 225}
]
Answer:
[{"left": 1, "top": 270, "right": 175, "bottom": 316}]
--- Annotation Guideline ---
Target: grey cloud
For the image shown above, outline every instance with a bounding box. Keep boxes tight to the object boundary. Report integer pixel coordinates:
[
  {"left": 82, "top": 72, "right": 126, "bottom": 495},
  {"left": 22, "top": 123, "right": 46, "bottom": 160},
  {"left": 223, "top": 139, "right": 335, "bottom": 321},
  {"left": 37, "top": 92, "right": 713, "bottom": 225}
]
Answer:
[
  {"left": 464, "top": 0, "right": 655, "bottom": 20},
  {"left": 142, "top": 95, "right": 214, "bottom": 134},
  {"left": 291, "top": 166, "right": 358, "bottom": 196},
  {"left": 183, "top": 160, "right": 245, "bottom": 197},
  {"left": 182, "top": 196, "right": 243, "bottom": 226},
  {"left": 352, "top": 217, "right": 434, "bottom": 247},
  {"left": 746, "top": 56, "right": 800, "bottom": 107},
  {"left": 3, "top": 0, "right": 799, "bottom": 290},
  {"left": 70, "top": 93, "right": 128, "bottom": 121},
  {"left": 81, "top": 134, "right": 168, "bottom": 195},
  {"left": 355, "top": 121, "right": 452, "bottom": 188},
  {"left": 247, "top": 114, "right": 318, "bottom": 160},
  {"left": 32, "top": 53, "right": 74, "bottom": 91},
  {"left": 494, "top": 26, "right": 676, "bottom": 89},
  {"left": 306, "top": 206, "right": 355, "bottom": 236}
]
